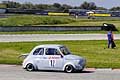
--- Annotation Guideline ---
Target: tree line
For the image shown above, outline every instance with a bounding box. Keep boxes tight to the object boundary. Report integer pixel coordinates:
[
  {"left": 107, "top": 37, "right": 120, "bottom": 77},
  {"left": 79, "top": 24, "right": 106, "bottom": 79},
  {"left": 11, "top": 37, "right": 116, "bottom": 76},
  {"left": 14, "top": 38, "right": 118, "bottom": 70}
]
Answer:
[{"left": 0, "top": 1, "right": 120, "bottom": 11}]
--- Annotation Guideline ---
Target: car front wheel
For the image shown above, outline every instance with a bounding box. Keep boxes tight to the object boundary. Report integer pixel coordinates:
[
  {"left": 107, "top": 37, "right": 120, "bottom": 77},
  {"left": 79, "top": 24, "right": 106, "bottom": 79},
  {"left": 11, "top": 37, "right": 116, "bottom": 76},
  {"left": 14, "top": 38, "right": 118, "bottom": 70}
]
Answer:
[
  {"left": 64, "top": 65, "right": 74, "bottom": 73},
  {"left": 26, "top": 63, "right": 35, "bottom": 71}
]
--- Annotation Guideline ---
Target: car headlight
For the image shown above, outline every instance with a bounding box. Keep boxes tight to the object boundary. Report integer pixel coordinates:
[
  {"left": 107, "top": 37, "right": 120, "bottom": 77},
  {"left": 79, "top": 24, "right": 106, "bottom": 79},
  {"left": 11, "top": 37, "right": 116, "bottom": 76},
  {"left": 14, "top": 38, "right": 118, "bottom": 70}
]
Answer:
[{"left": 78, "top": 59, "right": 85, "bottom": 65}]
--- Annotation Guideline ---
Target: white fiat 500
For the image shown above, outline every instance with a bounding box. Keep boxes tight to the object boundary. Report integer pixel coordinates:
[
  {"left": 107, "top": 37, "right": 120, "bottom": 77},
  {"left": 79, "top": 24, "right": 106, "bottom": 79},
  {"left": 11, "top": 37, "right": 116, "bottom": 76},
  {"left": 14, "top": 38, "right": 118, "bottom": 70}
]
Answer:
[{"left": 22, "top": 44, "right": 86, "bottom": 73}]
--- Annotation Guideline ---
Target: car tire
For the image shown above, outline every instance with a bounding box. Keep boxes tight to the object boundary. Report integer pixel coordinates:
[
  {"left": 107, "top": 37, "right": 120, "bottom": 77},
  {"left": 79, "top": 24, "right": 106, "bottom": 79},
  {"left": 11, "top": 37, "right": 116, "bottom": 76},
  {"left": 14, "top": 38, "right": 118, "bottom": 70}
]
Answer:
[
  {"left": 26, "top": 63, "right": 35, "bottom": 71},
  {"left": 64, "top": 65, "right": 74, "bottom": 73}
]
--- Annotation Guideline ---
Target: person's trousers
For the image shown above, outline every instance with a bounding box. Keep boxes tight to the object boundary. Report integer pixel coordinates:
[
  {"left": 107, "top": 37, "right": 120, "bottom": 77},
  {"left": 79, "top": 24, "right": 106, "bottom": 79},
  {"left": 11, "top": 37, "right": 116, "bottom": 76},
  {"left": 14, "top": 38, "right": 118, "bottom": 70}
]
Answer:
[{"left": 108, "top": 40, "right": 112, "bottom": 48}]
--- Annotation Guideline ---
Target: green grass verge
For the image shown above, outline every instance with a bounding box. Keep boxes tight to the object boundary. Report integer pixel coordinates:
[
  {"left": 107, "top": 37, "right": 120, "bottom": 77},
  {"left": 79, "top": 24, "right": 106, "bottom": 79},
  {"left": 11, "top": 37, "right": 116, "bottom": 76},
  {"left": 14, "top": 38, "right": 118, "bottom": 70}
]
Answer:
[
  {"left": 0, "top": 15, "right": 75, "bottom": 26},
  {"left": 0, "top": 31, "right": 109, "bottom": 34},
  {"left": 0, "top": 30, "right": 119, "bottom": 34},
  {"left": 0, "top": 40, "right": 120, "bottom": 68},
  {"left": 0, "top": 15, "right": 120, "bottom": 34}
]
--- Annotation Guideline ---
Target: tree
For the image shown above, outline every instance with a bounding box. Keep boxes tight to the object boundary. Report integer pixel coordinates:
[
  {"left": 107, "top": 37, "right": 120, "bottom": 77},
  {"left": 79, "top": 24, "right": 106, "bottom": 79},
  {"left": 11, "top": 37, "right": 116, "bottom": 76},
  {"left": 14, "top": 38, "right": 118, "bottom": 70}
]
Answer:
[
  {"left": 97, "top": 7, "right": 107, "bottom": 10},
  {"left": 2, "top": 1, "right": 21, "bottom": 8},
  {"left": 73, "top": 6, "right": 80, "bottom": 9},
  {"left": 53, "top": 3, "right": 61, "bottom": 9},
  {"left": 80, "top": 1, "right": 89, "bottom": 10},
  {"left": 35, "top": 4, "right": 45, "bottom": 9},
  {"left": 19, "top": 2, "right": 36, "bottom": 9},
  {"left": 1, "top": 1, "right": 107, "bottom": 11},
  {"left": 89, "top": 2, "right": 97, "bottom": 10},
  {"left": 110, "top": 7, "right": 120, "bottom": 11},
  {"left": 80, "top": 1, "right": 97, "bottom": 10},
  {"left": 61, "top": 4, "right": 72, "bottom": 12},
  {"left": 62, "top": 4, "right": 72, "bottom": 9}
]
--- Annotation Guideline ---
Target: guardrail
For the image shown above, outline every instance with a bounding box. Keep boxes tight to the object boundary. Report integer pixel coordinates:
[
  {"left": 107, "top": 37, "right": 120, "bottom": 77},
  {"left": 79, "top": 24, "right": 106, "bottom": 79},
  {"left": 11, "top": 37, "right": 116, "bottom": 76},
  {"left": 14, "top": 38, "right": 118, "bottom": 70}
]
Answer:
[{"left": 0, "top": 25, "right": 118, "bottom": 32}]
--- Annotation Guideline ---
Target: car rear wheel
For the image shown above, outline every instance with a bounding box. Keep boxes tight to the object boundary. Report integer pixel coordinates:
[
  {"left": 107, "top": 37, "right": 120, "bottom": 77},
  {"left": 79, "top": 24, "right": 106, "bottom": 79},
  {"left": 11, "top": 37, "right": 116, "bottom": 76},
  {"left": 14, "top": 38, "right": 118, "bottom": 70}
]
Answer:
[
  {"left": 64, "top": 65, "right": 74, "bottom": 73},
  {"left": 26, "top": 63, "right": 35, "bottom": 71}
]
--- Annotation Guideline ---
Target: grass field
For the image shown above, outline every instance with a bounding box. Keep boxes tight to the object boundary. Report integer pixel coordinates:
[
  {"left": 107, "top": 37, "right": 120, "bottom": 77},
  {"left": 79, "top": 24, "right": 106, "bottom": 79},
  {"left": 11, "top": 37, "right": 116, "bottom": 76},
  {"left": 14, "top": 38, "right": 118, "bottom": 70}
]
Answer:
[
  {"left": 0, "top": 15, "right": 75, "bottom": 26},
  {"left": 0, "top": 31, "right": 109, "bottom": 34},
  {"left": 0, "top": 40, "right": 120, "bottom": 68},
  {"left": 0, "top": 15, "right": 120, "bottom": 34},
  {"left": 0, "top": 15, "right": 120, "bottom": 27}
]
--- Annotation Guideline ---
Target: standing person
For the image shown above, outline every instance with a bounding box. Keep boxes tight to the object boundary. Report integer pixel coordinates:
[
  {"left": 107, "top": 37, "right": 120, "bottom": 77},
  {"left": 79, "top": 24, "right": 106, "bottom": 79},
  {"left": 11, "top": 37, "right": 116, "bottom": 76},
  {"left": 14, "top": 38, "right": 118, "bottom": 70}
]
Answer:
[
  {"left": 107, "top": 30, "right": 116, "bottom": 48},
  {"left": 75, "top": 13, "right": 78, "bottom": 19}
]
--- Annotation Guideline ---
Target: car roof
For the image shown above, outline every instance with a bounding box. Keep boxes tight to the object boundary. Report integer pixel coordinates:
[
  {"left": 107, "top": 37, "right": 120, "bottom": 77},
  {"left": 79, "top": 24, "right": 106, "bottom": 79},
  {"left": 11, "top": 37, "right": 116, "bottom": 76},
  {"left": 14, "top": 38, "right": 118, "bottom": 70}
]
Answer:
[{"left": 35, "top": 44, "right": 64, "bottom": 48}]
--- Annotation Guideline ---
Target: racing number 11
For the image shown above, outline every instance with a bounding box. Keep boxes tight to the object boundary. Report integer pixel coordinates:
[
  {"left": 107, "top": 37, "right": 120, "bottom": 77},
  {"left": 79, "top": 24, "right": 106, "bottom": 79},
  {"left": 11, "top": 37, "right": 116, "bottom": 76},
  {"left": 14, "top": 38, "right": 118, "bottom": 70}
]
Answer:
[{"left": 50, "top": 60, "right": 55, "bottom": 67}]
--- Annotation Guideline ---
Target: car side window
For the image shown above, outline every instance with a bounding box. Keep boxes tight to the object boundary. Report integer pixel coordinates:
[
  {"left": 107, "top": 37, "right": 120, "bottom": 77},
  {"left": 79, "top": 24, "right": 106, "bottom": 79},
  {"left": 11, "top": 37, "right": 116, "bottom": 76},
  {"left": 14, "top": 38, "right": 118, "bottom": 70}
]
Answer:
[
  {"left": 45, "top": 48, "right": 60, "bottom": 55},
  {"left": 33, "top": 48, "right": 44, "bottom": 55}
]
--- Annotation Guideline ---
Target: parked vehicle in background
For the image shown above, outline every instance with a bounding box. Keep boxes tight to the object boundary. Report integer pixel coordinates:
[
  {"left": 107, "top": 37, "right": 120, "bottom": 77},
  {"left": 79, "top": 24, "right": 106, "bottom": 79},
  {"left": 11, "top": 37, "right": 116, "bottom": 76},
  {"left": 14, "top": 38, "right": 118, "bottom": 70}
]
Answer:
[
  {"left": 0, "top": 8, "right": 6, "bottom": 13},
  {"left": 110, "top": 11, "right": 120, "bottom": 17}
]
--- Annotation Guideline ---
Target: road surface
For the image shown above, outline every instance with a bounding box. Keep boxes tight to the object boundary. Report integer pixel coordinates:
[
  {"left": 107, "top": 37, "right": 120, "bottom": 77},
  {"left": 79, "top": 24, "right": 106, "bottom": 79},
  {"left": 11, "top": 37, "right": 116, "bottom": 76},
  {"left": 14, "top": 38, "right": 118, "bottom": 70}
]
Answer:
[
  {"left": 0, "top": 64, "right": 120, "bottom": 80},
  {"left": 0, "top": 34, "right": 120, "bottom": 42},
  {"left": 0, "top": 34, "right": 120, "bottom": 80}
]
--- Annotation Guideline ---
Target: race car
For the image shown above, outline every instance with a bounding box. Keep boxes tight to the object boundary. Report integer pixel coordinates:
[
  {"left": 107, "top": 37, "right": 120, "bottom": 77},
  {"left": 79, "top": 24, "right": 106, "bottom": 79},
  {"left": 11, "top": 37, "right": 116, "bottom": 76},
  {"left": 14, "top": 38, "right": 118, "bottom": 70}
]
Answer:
[{"left": 22, "top": 44, "right": 86, "bottom": 73}]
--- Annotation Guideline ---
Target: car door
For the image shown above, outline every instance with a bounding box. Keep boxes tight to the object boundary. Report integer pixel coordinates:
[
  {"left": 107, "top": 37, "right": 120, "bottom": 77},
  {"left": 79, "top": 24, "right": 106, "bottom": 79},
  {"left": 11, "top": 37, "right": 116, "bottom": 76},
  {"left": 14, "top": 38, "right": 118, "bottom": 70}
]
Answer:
[
  {"left": 44, "top": 48, "right": 64, "bottom": 70},
  {"left": 32, "top": 48, "right": 45, "bottom": 70}
]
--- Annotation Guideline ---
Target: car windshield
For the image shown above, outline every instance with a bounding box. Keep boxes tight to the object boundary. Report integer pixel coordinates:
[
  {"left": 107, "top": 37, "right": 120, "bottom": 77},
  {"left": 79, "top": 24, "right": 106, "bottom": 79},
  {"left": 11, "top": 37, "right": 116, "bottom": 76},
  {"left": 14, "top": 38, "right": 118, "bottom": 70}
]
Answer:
[{"left": 60, "top": 46, "right": 71, "bottom": 55}]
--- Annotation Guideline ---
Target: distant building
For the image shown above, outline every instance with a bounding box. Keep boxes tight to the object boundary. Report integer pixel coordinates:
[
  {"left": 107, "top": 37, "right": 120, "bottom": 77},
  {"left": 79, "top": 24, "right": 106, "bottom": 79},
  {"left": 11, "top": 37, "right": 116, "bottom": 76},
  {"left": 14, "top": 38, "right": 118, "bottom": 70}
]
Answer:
[{"left": 92, "top": 10, "right": 109, "bottom": 14}]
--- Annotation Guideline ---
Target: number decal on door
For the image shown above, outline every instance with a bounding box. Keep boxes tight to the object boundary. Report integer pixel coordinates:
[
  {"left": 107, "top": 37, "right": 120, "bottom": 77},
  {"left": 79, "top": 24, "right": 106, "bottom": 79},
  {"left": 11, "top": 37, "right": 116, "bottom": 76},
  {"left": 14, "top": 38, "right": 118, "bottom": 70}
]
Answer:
[{"left": 50, "top": 60, "right": 55, "bottom": 67}]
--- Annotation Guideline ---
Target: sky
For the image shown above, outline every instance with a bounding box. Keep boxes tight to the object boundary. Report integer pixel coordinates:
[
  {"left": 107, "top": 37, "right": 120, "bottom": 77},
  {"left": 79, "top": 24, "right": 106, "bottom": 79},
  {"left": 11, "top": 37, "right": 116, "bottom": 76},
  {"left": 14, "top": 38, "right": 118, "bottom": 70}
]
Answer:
[{"left": 0, "top": 0, "right": 120, "bottom": 9}]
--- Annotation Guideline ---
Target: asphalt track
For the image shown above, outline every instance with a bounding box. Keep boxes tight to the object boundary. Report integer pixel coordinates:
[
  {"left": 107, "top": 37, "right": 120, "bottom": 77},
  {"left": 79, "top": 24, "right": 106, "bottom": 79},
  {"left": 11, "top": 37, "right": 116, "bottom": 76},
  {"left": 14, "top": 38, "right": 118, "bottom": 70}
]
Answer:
[
  {"left": 0, "top": 64, "right": 120, "bottom": 80},
  {"left": 0, "top": 34, "right": 120, "bottom": 42},
  {"left": 0, "top": 34, "right": 120, "bottom": 80}
]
